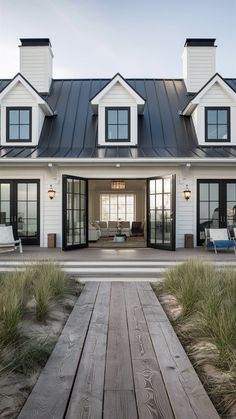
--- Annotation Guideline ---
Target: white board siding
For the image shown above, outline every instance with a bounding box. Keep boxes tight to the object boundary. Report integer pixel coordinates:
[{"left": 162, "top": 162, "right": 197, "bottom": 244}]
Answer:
[
  {"left": 183, "top": 46, "right": 216, "bottom": 93},
  {"left": 201, "top": 83, "right": 235, "bottom": 104},
  {"left": 20, "top": 46, "right": 53, "bottom": 93},
  {"left": 192, "top": 82, "right": 236, "bottom": 146},
  {"left": 2, "top": 82, "right": 35, "bottom": 104},
  {"left": 0, "top": 81, "right": 45, "bottom": 146},
  {"left": 1, "top": 164, "right": 235, "bottom": 249},
  {"left": 101, "top": 83, "right": 137, "bottom": 105},
  {"left": 98, "top": 82, "right": 138, "bottom": 146}
]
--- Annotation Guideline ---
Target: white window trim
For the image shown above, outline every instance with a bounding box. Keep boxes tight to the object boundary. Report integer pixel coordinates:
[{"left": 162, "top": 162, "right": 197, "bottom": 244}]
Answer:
[
  {"left": 98, "top": 105, "right": 138, "bottom": 146},
  {"left": 1, "top": 105, "right": 39, "bottom": 146}
]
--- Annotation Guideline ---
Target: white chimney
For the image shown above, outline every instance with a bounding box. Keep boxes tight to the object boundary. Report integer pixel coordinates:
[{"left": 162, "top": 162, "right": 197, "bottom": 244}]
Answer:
[
  {"left": 183, "top": 38, "right": 216, "bottom": 93},
  {"left": 19, "top": 38, "right": 53, "bottom": 94}
]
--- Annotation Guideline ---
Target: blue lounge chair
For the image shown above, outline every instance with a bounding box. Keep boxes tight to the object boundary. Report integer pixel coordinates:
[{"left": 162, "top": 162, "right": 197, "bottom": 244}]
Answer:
[{"left": 206, "top": 228, "right": 236, "bottom": 254}]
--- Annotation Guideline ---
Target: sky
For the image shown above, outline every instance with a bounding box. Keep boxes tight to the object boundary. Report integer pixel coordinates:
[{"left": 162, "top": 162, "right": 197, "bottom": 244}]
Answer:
[{"left": 0, "top": 0, "right": 235, "bottom": 79}]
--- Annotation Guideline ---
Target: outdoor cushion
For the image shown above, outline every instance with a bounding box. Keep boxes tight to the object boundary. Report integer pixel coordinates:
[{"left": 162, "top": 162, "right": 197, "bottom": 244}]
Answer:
[
  {"left": 207, "top": 228, "right": 236, "bottom": 254},
  {"left": 208, "top": 240, "right": 235, "bottom": 248}
]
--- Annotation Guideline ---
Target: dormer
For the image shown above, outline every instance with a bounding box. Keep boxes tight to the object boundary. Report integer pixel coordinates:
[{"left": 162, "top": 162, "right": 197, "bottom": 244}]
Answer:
[
  {"left": 182, "top": 74, "right": 236, "bottom": 146},
  {"left": 0, "top": 73, "right": 53, "bottom": 146},
  {"left": 0, "top": 39, "right": 53, "bottom": 146},
  {"left": 90, "top": 73, "right": 145, "bottom": 146},
  {"left": 181, "top": 39, "right": 236, "bottom": 146}
]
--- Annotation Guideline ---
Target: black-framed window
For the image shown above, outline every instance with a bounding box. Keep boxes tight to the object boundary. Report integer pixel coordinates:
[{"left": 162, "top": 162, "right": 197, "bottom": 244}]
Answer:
[
  {"left": 105, "top": 107, "right": 130, "bottom": 142},
  {"left": 205, "top": 107, "right": 230, "bottom": 142},
  {"left": 6, "top": 107, "right": 32, "bottom": 142}
]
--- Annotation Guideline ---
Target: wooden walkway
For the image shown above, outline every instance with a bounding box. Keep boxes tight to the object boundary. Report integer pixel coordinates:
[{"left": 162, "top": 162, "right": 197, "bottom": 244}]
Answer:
[{"left": 18, "top": 282, "right": 220, "bottom": 419}]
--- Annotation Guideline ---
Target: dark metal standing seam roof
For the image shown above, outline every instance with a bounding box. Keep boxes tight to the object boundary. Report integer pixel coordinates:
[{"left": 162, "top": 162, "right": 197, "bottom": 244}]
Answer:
[{"left": 0, "top": 77, "right": 236, "bottom": 159}]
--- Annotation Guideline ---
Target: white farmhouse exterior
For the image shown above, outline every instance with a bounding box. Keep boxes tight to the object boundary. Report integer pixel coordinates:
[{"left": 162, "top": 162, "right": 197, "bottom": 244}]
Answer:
[{"left": 0, "top": 38, "right": 236, "bottom": 251}]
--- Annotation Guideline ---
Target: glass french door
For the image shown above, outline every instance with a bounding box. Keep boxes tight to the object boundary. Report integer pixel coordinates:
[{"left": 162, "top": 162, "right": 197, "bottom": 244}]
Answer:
[
  {"left": 147, "top": 175, "right": 176, "bottom": 250},
  {"left": 0, "top": 180, "right": 40, "bottom": 245},
  {"left": 62, "top": 175, "right": 88, "bottom": 250},
  {"left": 197, "top": 180, "right": 236, "bottom": 245}
]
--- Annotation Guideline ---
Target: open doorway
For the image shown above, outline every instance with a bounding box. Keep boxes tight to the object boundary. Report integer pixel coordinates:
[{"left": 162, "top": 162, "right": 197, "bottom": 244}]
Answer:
[{"left": 88, "top": 179, "right": 146, "bottom": 248}]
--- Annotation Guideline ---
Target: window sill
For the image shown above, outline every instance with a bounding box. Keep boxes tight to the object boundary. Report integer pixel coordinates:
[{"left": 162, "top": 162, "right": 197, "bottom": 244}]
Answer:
[
  {"left": 1, "top": 141, "right": 35, "bottom": 147},
  {"left": 205, "top": 139, "right": 230, "bottom": 143}
]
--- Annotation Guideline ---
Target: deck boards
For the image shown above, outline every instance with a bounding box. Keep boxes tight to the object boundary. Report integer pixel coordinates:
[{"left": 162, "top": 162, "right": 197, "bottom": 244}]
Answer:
[{"left": 18, "top": 281, "right": 220, "bottom": 419}]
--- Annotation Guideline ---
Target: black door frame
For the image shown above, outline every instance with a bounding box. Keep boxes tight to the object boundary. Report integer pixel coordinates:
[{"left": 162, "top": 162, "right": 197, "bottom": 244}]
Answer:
[
  {"left": 197, "top": 179, "right": 236, "bottom": 245},
  {"left": 146, "top": 175, "right": 176, "bottom": 251},
  {"left": 62, "top": 176, "right": 176, "bottom": 251},
  {"left": 0, "top": 179, "right": 40, "bottom": 245},
  {"left": 62, "top": 174, "right": 88, "bottom": 251}
]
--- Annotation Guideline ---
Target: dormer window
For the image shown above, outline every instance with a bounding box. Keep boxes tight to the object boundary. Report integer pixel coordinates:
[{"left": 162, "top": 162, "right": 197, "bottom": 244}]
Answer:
[
  {"left": 6, "top": 107, "right": 32, "bottom": 142},
  {"left": 90, "top": 74, "right": 145, "bottom": 146},
  {"left": 205, "top": 107, "right": 230, "bottom": 142},
  {"left": 106, "top": 107, "right": 130, "bottom": 142}
]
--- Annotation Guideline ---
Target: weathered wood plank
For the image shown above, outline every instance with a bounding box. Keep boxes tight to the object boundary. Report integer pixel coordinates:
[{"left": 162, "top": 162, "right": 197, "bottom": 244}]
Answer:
[
  {"left": 18, "top": 282, "right": 99, "bottom": 419},
  {"left": 125, "top": 283, "right": 175, "bottom": 419},
  {"left": 105, "top": 329, "right": 134, "bottom": 390},
  {"left": 137, "top": 282, "right": 161, "bottom": 306},
  {"left": 142, "top": 304, "right": 169, "bottom": 323},
  {"left": 75, "top": 281, "right": 99, "bottom": 305},
  {"left": 150, "top": 325, "right": 199, "bottom": 419},
  {"left": 137, "top": 282, "right": 153, "bottom": 291},
  {"left": 65, "top": 282, "right": 111, "bottom": 419},
  {"left": 105, "top": 282, "right": 133, "bottom": 391},
  {"left": 133, "top": 358, "right": 175, "bottom": 419},
  {"left": 103, "top": 390, "right": 138, "bottom": 419},
  {"left": 130, "top": 330, "right": 157, "bottom": 359},
  {"left": 159, "top": 321, "right": 220, "bottom": 419},
  {"left": 124, "top": 282, "right": 148, "bottom": 332},
  {"left": 108, "top": 282, "right": 127, "bottom": 330},
  {"left": 141, "top": 290, "right": 220, "bottom": 419}
]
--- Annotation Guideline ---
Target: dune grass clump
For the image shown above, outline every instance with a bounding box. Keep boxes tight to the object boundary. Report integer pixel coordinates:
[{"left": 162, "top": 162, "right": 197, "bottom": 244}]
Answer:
[
  {"left": 47, "top": 263, "right": 67, "bottom": 298},
  {"left": 198, "top": 270, "right": 236, "bottom": 367},
  {"left": 0, "top": 263, "right": 69, "bottom": 339},
  {"left": 159, "top": 261, "right": 217, "bottom": 317},
  {"left": 153, "top": 261, "right": 236, "bottom": 416},
  {"left": 0, "top": 337, "right": 55, "bottom": 376},
  {"left": 156, "top": 261, "right": 236, "bottom": 358},
  {"left": 0, "top": 271, "right": 29, "bottom": 344},
  {"left": 32, "top": 274, "right": 52, "bottom": 321},
  {"left": 21, "top": 262, "right": 68, "bottom": 321},
  {"left": 29, "top": 263, "right": 67, "bottom": 320}
]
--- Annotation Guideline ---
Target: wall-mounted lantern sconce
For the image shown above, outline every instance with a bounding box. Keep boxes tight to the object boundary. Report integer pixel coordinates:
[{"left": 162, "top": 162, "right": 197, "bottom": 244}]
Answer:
[
  {"left": 48, "top": 184, "right": 56, "bottom": 200},
  {"left": 183, "top": 184, "right": 191, "bottom": 201}
]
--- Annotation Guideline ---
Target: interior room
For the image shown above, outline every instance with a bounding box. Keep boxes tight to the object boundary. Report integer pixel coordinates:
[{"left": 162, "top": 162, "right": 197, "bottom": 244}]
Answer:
[{"left": 88, "top": 179, "right": 146, "bottom": 247}]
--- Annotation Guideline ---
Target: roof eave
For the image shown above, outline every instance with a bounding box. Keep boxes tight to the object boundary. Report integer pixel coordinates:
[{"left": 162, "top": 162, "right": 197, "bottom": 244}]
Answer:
[{"left": 1, "top": 157, "right": 236, "bottom": 166}]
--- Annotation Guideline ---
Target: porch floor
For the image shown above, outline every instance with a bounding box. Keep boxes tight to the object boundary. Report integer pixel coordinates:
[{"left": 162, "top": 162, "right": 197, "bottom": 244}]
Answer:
[
  {"left": 18, "top": 282, "right": 220, "bottom": 419},
  {"left": 0, "top": 245, "right": 236, "bottom": 262}
]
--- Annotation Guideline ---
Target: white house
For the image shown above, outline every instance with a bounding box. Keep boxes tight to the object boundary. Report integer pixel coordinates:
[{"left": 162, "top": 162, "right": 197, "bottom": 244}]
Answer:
[{"left": 0, "top": 37, "right": 236, "bottom": 251}]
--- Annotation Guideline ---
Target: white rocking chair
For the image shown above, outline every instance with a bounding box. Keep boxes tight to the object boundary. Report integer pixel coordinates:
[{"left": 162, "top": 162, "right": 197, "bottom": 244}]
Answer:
[{"left": 0, "top": 226, "right": 23, "bottom": 253}]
